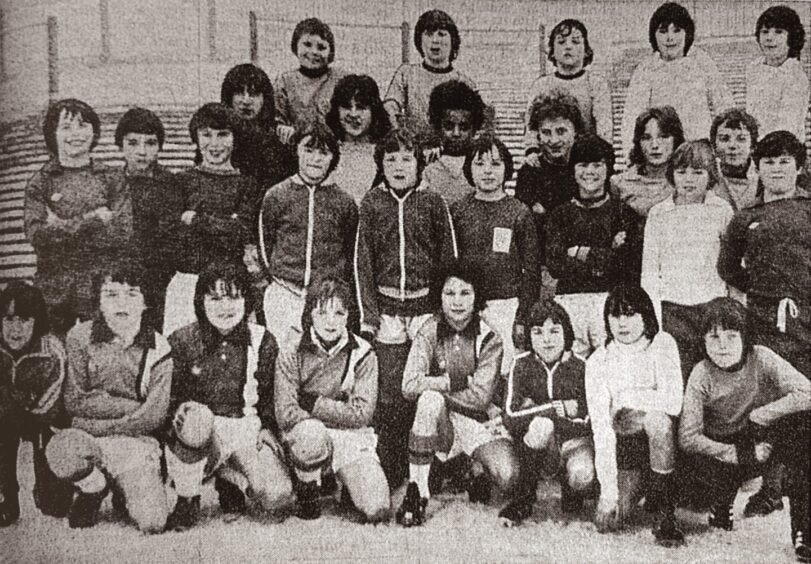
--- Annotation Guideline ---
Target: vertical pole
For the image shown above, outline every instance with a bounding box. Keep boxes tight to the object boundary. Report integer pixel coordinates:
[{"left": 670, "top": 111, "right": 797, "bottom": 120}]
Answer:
[
  {"left": 401, "top": 21, "right": 410, "bottom": 64},
  {"left": 48, "top": 16, "right": 58, "bottom": 99},
  {"left": 99, "top": 0, "right": 110, "bottom": 63},
  {"left": 0, "top": 10, "right": 5, "bottom": 78},
  {"left": 249, "top": 11, "right": 258, "bottom": 63},
  {"left": 207, "top": 0, "right": 216, "bottom": 61},
  {"left": 538, "top": 22, "right": 545, "bottom": 76}
]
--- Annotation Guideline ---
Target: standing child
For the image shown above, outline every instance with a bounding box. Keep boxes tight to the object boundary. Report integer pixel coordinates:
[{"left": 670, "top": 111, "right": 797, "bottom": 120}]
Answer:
[
  {"left": 524, "top": 18, "right": 611, "bottom": 163},
  {"left": 275, "top": 277, "right": 389, "bottom": 522},
  {"left": 710, "top": 108, "right": 760, "bottom": 211},
  {"left": 452, "top": 134, "right": 539, "bottom": 375},
  {"left": 546, "top": 135, "right": 641, "bottom": 358},
  {"left": 500, "top": 300, "right": 593, "bottom": 526},
  {"left": 746, "top": 5, "right": 809, "bottom": 142},
  {"left": 586, "top": 286, "right": 685, "bottom": 547},
  {"left": 642, "top": 140, "right": 733, "bottom": 381},
  {"left": 274, "top": 18, "right": 346, "bottom": 144},
  {"left": 354, "top": 128, "right": 456, "bottom": 486},
  {"left": 326, "top": 74, "right": 391, "bottom": 204},
  {"left": 259, "top": 123, "right": 357, "bottom": 344}
]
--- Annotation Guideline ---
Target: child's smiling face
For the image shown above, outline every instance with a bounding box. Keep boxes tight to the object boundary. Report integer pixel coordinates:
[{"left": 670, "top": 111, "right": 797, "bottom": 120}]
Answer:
[
  {"left": 574, "top": 161, "right": 607, "bottom": 199},
  {"left": 382, "top": 149, "right": 418, "bottom": 191},
  {"left": 640, "top": 118, "right": 674, "bottom": 169},
  {"left": 2, "top": 302, "right": 34, "bottom": 352},
  {"left": 197, "top": 127, "right": 234, "bottom": 168},
  {"left": 55, "top": 109, "right": 94, "bottom": 162},
  {"left": 311, "top": 297, "right": 348, "bottom": 344},
  {"left": 440, "top": 109, "right": 474, "bottom": 156},
  {"left": 122, "top": 133, "right": 160, "bottom": 173},
  {"left": 655, "top": 22, "right": 686, "bottom": 61},
  {"left": 297, "top": 135, "right": 333, "bottom": 184},
  {"left": 530, "top": 319, "right": 565, "bottom": 365},
  {"left": 537, "top": 117, "right": 576, "bottom": 163},
  {"left": 421, "top": 28, "right": 452, "bottom": 68},
  {"left": 673, "top": 166, "right": 710, "bottom": 203},
  {"left": 758, "top": 154, "right": 799, "bottom": 198},
  {"left": 99, "top": 279, "right": 145, "bottom": 339},
  {"left": 552, "top": 28, "right": 586, "bottom": 73},
  {"left": 470, "top": 147, "right": 505, "bottom": 194},
  {"left": 203, "top": 280, "right": 245, "bottom": 335},
  {"left": 714, "top": 124, "right": 752, "bottom": 169},
  {"left": 704, "top": 327, "right": 743, "bottom": 369},
  {"left": 758, "top": 26, "right": 790, "bottom": 67},
  {"left": 296, "top": 33, "right": 331, "bottom": 71},
  {"left": 338, "top": 97, "right": 373, "bottom": 141}
]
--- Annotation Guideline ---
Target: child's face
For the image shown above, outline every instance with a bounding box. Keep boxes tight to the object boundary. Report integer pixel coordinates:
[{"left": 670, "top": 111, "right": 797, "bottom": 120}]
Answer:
[
  {"left": 55, "top": 109, "right": 94, "bottom": 161},
  {"left": 382, "top": 149, "right": 418, "bottom": 191},
  {"left": 530, "top": 319, "right": 565, "bottom": 365},
  {"left": 99, "top": 279, "right": 145, "bottom": 338},
  {"left": 338, "top": 98, "right": 372, "bottom": 141},
  {"left": 640, "top": 119, "right": 674, "bottom": 169},
  {"left": 440, "top": 109, "right": 474, "bottom": 156},
  {"left": 231, "top": 87, "right": 264, "bottom": 120},
  {"left": 296, "top": 33, "right": 331, "bottom": 71},
  {"left": 714, "top": 124, "right": 752, "bottom": 168},
  {"left": 421, "top": 28, "right": 452, "bottom": 67},
  {"left": 470, "top": 147, "right": 505, "bottom": 194},
  {"left": 311, "top": 297, "right": 348, "bottom": 344},
  {"left": 673, "top": 165, "right": 710, "bottom": 201},
  {"left": 441, "top": 276, "right": 475, "bottom": 328},
  {"left": 758, "top": 154, "right": 799, "bottom": 197},
  {"left": 704, "top": 327, "right": 743, "bottom": 369},
  {"left": 203, "top": 281, "right": 245, "bottom": 335},
  {"left": 121, "top": 133, "right": 160, "bottom": 173},
  {"left": 197, "top": 127, "right": 234, "bottom": 168},
  {"left": 574, "top": 161, "right": 607, "bottom": 198},
  {"left": 758, "top": 26, "right": 790, "bottom": 66},
  {"left": 655, "top": 22, "right": 686, "bottom": 61},
  {"left": 2, "top": 302, "right": 34, "bottom": 351},
  {"left": 297, "top": 136, "right": 333, "bottom": 184},
  {"left": 609, "top": 312, "right": 645, "bottom": 345},
  {"left": 552, "top": 28, "right": 586, "bottom": 71},
  {"left": 538, "top": 117, "right": 576, "bottom": 163}
]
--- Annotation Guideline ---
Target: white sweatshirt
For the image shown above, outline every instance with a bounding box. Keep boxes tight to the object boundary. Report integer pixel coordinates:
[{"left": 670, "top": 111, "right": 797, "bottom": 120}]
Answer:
[{"left": 746, "top": 57, "right": 809, "bottom": 142}]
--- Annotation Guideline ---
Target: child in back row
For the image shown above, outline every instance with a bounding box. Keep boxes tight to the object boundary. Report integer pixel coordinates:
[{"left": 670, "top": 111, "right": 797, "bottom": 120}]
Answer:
[{"left": 710, "top": 108, "right": 760, "bottom": 211}]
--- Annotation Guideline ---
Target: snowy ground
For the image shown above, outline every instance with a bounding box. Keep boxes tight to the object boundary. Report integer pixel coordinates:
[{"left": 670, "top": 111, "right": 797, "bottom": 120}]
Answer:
[{"left": 3, "top": 443, "right": 798, "bottom": 564}]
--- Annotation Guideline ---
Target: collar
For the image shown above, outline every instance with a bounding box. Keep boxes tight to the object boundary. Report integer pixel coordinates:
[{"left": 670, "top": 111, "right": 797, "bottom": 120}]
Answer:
[
  {"left": 554, "top": 69, "right": 586, "bottom": 80},
  {"left": 43, "top": 157, "right": 99, "bottom": 176},
  {"left": 300, "top": 326, "right": 357, "bottom": 355},
  {"left": 125, "top": 163, "right": 161, "bottom": 179},
  {"left": 293, "top": 174, "right": 326, "bottom": 190},
  {"left": 298, "top": 65, "right": 329, "bottom": 79},
  {"left": 0, "top": 335, "right": 43, "bottom": 361},
  {"left": 437, "top": 312, "right": 481, "bottom": 340},
  {"left": 573, "top": 193, "right": 609, "bottom": 208},
  {"left": 196, "top": 163, "right": 240, "bottom": 176},
  {"left": 90, "top": 315, "right": 154, "bottom": 349},
  {"left": 422, "top": 61, "right": 454, "bottom": 74},
  {"left": 200, "top": 318, "right": 250, "bottom": 352}
]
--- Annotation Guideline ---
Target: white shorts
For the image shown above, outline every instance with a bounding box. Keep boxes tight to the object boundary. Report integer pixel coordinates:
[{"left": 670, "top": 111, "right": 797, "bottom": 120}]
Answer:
[
  {"left": 96, "top": 435, "right": 162, "bottom": 478},
  {"left": 481, "top": 297, "right": 519, "bottom": 374},
  {"left": 212, "top": 415, "right": 262, "bottom": 464},
  {"left": 554, "top": 293, "right": 608, "bottom": 358},
  {"left": 163, "top": 272, "right": 198, "bottom": 337},
  {"left": 377, "top": 313, "right": 433, "bottom": 345},
  {"left": 263, "top": 280, "right": 305, "bottom": 345},
  {"left": 327, "top": 427, "right": 379, "bottom": 473},
  {"left": 439, "top": 411, "right": 507, "bottom": 462}
]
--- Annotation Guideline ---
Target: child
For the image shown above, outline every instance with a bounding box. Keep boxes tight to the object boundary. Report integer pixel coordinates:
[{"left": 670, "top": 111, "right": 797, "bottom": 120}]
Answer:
[
  {"left": 710, "top": 108, "right": 760, "bottom": 211},
  {"left": 275, "top": 277, "right": 389, "bottom": 522},
  {"left": 384, "top": 9, "right": 477, "bottom": 137},
  {"left": 114, "top": 107, "right": 183, "bottom": 332},
  {"left": 397, "top": 260, "right": 516, "bottom": 527},
  {"left": 325, "top": 74, "right": 391, "bottom": 204},
  {"left": 621, "top": 2, "right": 732, "bottom": 156},
  {"left": 585, "top": 285, "right": 684, "bottom": 546},
  {"left": 24, "top": 98, "right": 132, "bottom": 336},
  {"left": 679, "top": 298, "right": 810, "bottom": 562},
  {"left": 423, "top": 80, "right": 486, "bottom": 206},
  {"left": 610, "top": 106, "right": 684, "bottom": 217},
  {"left": 641, "top": 140, "right": 733, "bottom": 381},
  {"left": 546, "top": 135, "right": 640, "bottom": 358},
  {"left": 273, "top": 18, "right": 346, "bottom": 144},
  {"left": 44, "top": 265, "right": 172, "bottom": 532},
  {"left": 163, "top": 103, "right": 258, "bottom": 337},
  {"left": 524, "top": 19, "right": 611, "bottom": 162},
  {"left": 163, "top": 262, "right": 292, "bottom": 529},
  {"left": 451, "top": 134, "right": 539, "bottom": 374},
  {"left": 746, "top": 5, "right": 809, "bottom": 142},
  {"left": 221, "top": 63, "right": 295, "bottom": 186},
  {"left": 500, "top": 300, "right": 593, "bottom": 526},
  {"left": 259, "top": 123, "right": 358, "bottom": 344},
  {"left": 0, "top": 282, "right": 72, "bottom": 526}
]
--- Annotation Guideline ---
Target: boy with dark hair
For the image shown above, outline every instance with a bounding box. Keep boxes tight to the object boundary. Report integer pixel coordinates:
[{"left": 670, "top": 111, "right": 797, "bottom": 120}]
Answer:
[
  {"left": 423, "top": 80, "right": 487, "bottom": 206},
  {"left": 44, "top": 265, "right": 172, "bottom": 532},
  {"left": 25, "top": 98, "right": 132, "bottom": 337},
  {"left": 710, "top": 108, "right": 760, "bottom": 211}
]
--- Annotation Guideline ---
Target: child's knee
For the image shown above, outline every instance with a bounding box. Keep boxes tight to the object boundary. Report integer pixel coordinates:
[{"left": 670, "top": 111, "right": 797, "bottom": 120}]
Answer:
[
  {"left": 130, "top": 500, "right": 168, "bottom": 534},
  {"left": 117, "top": 470, "right": 168, "bottom": 533},
  {"left": 524, "top": 417, "right": 555, "bottom": 450},
  {"left": 566, "top": 458, "right": 595, "bottom": 492},
  {"left": 173, "top": 402, "right": 215, "bottom": 449},
  {"left": 45, "top": 429, "right": 100, "bottom": 481},
  {"left": 287, "top": 419, "right": 331, "bottom": 473},
  {"left": 642, "top": 411, "right": 673, "bottom": 439},
  {"left": 415, "top": 390, "right": 445, "bottom": 419}
]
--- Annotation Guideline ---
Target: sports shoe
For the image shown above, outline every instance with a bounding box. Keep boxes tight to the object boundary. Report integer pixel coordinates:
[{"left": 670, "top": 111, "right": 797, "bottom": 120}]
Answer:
[
  {"left": 653, "top": 513, "right": 686, "bottom": 547},
  {"left": 0, "top": 492, "right": 20, "bottom": 527},
  {"left": 709, "top": 503, "right": 733, "bottom": 531},
  {"left": 165, "top": 496, "right": 201, "bottom": 531},
  {"left": 467, "top": 472, "right": 492, "bottom": 504},
  {"left": 396, "top": 482, "right": 427, "bottom": 527},
  {"left": 744, "top": 490, "right": 784, "bottom": 517},
  {"left": 295, "top": 481, "right": 321, "bottom": 520},
  {"left": 498, "top": 499, "right": 533, "bottom": 527},
  {"left": 68, "top": 487, "right": 109, "bottom": 529},
  {"left": 794, "top": 531, "right": 811, "bottom": 563},
  {"left": 215, "top": 477, "right": 246, "bottom": 515}
]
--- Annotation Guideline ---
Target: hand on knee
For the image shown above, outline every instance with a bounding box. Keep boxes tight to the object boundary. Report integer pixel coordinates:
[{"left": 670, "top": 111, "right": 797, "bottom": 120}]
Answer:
[
  {"left": 173, "top": 402, "right": 214, "bottom": 449},
  {"left": 524, "top": 417, "right": 555, "bottom": 451}
]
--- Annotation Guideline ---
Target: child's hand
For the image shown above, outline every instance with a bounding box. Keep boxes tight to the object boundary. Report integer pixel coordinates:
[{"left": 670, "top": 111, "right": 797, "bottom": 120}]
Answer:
[
  {"left": 181, "top": 210, "right": 197, "bottom": 225},
  {"left": 531, "top": 203, "right": 546, "bottom": 215},
  {"left": 552, "top": 400, "right": 567, "bottom": 418},
  {"left": 612, "top": 231, "right": 627, "bottom": 249},
  {"left": 524, "top": 153, "right": 541, "bottom": 168},
  {"left": 276, "top": 124, "right": 296, "bottom": 144},
  {"left": 243, "top": 244, "right": 260, "bottom": 273},
  {"left": 422, "top": 146, "right": 441, "bottom": 164},
  {"left": 46, "top": 207, "right": 63, "bottom": 226},
  {"left": 754, "top": 441, "right": 773, "bottom": 463},
  {"left": 95, "top": 206, "right": 114, "bottom": 223}
]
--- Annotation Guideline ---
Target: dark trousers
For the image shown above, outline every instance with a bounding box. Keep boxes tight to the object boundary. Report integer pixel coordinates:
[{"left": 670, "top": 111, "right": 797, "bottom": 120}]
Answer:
[
  {"left": 662, "top": 301, "right": 708, "bottom": 384},
  {"left": 748, "top": 297, "right": 810, "bottom": 378}
]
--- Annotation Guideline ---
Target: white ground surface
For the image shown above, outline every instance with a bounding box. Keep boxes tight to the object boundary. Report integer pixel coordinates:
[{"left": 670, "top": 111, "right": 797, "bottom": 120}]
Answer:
[{"left": 2, "top": 442, "right": 798, "bottom": 564}]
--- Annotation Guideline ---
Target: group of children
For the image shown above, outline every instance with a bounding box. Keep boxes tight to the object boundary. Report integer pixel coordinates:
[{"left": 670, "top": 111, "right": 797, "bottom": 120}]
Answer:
[{"left": 3, "top": 2, "right": 810, "bottom": 562}]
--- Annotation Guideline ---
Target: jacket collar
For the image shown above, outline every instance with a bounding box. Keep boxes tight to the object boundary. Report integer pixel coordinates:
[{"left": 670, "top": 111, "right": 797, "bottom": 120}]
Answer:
[
  {"left": 199, "top": 318, "right": 250, "bottom": 352},
  {"left": 90, "top": 315, "right": 154, "bottom": 349},
  {"left": 299, "top": 326, "right": 357, "bottom": 356},
  {"left": 437, "top": 312, "right": 481, "bottom": 340},
  {"left": 0, "top": 335, "right": 44, "bottom": 361}
]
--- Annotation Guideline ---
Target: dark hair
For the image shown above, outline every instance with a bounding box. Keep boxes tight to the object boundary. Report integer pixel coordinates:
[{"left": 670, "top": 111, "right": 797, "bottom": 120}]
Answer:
[
  {"left": 462, "top": 134, "right": 515, "bottom": 188},
  {"left": 92, "top": 262, "right": 146, "bottom": 309},
  {"left": 756, "top": 5, "right": 805, "bottom": 59},
  {"left": 291, "top": 18, "right": 335, "bottom": 63},
  {"left": 414, "top": 9, "right": 461, "bottom": 63},
  {"left": 603, "top": 285, "right": 659, "bottom": 344},
  {"left": 548, "top": 19, "right": 594, "bottom": 68},
  {"left": 428, "top": 80, "right": 485, "bottom": 133},
  {"left": 292, "top": 122, "right": 341, "bottom": 177},
  {"left": 527, "top": 92, "right": 585, "bottom": 134},
  {"left": 193, "top": 261, "right": 250, "bottom": 329},
  {"left": 523, "top": 299, "right": 575, "bottom": 352},
  {"left": 43, "top": 98, "right": 101, "bottom": 156},
  {"left": 220, "top": 63, "right": 276, "bottom": 130},
  {"left": 628, "top": 106, "right": 685, "bottom": 171},
  {"left": 115, "top": 107, "right": 165, "bottom": 149},
  {"left": 325, "top": 74, "right": 390, "bottom": 142},
  {"left": 700, "top": 297, "right": 753, "bottom": 367},
  {"left": 649, "top": 2, "right": 695, "bottom": 55},
  {"left": 753, "top": 130, "right": 806, "bottom": 170},
  {"left": 710, "top": 108, "right": 759, "bottom": 147},
  {"left": 374, "top": 128, "right": 426, "bottom": 188},
  {"left": 188, "top": 102, "right": 241, "bottom": 144},
  {"left": 0, "top": 281, "right": 49, "bottom": 343},
  {"left": 431, "top": 259, "right": 487, "bottom": 315},
  {"left": 666, "top": 139, "right": 720, "bottom": 189},
  {"left": 300, "top": 276, "right": 356, "bottom": 338},
  {"left": 569, "top": 134, "right": 615, "bottom": 187}
]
